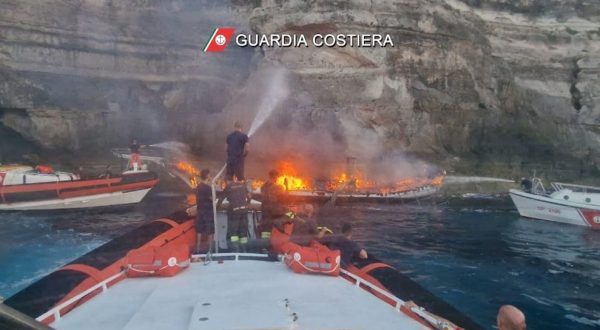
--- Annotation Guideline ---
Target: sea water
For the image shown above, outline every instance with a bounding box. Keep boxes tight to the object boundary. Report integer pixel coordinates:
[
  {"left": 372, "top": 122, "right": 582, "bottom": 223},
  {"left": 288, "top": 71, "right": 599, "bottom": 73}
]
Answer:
[{"left": 0, "top": 193, "right": 598, "bottom": 329}]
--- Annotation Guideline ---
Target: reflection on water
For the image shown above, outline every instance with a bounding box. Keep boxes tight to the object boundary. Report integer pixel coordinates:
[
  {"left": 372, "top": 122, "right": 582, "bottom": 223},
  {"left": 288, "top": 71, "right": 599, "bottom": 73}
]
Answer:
[
  {"left": 0, "top": 188, "right": 189, "bottom": 298},
  {"left": 0, "top": 193, "right": 599, "bottom": 330},
  {"left": 315, "top": 202, "right": 600, "bottom": 330}
]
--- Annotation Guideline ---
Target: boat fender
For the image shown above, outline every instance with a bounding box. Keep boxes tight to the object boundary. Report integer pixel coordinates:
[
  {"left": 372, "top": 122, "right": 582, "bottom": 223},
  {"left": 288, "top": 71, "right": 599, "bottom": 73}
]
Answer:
[
  {"left": 126, "top": 244, "right": 190, "bottom": 278},
  {"left": 60, "top": 264, "right": 103, "bottom": 283},
  {"left": 270, "top": 223, "right": 295, "bottom": 253},
  {"left": 282, "top": 240, "right": 341, "bottom": 276}
]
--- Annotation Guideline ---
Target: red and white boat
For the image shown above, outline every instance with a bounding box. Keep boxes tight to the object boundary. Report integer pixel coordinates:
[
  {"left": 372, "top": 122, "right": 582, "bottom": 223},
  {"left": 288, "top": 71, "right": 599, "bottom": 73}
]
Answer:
[
  {"left": 1, "top": 212, "right": 481, "bottom": 330},
  {"left": 0, "top": 165, "right": 159, "bottom": 211},
  {"left": 509, "top": 179, "right": 600, "bottom": 229}
]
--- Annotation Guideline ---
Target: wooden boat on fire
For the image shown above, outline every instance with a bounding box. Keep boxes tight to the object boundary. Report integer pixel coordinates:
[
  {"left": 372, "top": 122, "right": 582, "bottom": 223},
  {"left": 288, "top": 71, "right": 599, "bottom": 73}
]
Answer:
[
  {"left": 0, "top": 165, "right": 158, "bottom": 211},
  {"left": 1, "top": 211, "right": 482, "bottom": 330},
  {"left": 253, "top": 183, "right": 442, "bottom": 204}
]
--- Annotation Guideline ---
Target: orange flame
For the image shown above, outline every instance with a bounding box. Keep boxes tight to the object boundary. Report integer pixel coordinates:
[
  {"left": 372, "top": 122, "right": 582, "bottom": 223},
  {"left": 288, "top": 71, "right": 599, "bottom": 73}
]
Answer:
[
  {"left": 275, "top": 161, "right": 309, "bottom": 191},
  {"left": 176, "top": 161, "right": 200, "bottom": 188},
  {"left": 255, "top": 160, "right": 445, "bottom": 194},
  {"left": 251, "top": 179, "right": 265, "bottom": 191}
]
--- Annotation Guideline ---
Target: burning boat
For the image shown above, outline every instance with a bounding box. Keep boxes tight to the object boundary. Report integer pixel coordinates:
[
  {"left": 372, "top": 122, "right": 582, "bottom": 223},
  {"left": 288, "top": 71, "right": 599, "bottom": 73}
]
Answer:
[
  {"left": 0, "top": 164, "right": 158, "bottom": 211},
  {"left": 252, "top": 160, "right": 445, "bottom": 203}
]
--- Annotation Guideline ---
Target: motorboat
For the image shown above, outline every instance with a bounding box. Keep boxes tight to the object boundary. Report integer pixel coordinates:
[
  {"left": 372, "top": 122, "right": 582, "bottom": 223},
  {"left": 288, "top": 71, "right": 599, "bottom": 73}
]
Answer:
[
  {"left": 1, "top": 210, "right": 482, "bottom": 330},
  {"left": 0, "top": 164, "right": 158, "bottom": 211},
  {"left": 509, "top": 178, "right": 600, "bottom": 229}
]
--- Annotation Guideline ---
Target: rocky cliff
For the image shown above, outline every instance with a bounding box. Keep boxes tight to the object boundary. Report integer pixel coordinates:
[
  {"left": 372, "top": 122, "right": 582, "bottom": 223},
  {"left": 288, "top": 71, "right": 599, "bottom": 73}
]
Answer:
[
  {"left": 0, "top": 0, "right": 599, "bottom": 178},
  {"left": 246, "top": 0, "right": 600, "bottom": 177},
  {"left": 0, "top": 0, "right": 255, "bottom": 159}
]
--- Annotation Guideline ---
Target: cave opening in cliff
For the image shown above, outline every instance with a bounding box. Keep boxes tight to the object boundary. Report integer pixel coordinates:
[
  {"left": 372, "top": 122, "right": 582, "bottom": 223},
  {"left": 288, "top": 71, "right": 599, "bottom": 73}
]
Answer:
[{"left": 0, "top": 108, "right": 40, "bottom": 164}]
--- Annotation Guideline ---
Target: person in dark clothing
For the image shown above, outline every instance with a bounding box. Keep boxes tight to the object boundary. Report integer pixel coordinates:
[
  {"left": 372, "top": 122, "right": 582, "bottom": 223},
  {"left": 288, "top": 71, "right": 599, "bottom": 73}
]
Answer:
[
  {"left": 217, "top": 178, "right": 251, "bottom": 250},
  {"left": 325, "top": 223, "right": 368, "bottom": 266},
  {"left": 270, "top": 205, "right": 329, "bottom": 246},
  {"left": 225, "top": 122, "right": 249, "bottom": 181},
  {"left": 98, "top": 165, "right": 112, "bottom": 179},
  {"left": 520, "top": 177, "right": 532, "bottom": 193},
  {"left": 195, "top": 169, "right": 214, "bottom": 253},
  {"left": 259, "top": 169, "right": 285, "bottom": 238}
]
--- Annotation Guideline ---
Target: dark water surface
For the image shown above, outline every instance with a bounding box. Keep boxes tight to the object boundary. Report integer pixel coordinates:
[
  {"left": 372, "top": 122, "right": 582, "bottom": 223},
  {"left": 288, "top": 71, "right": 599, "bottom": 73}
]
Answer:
[
  {"left": 319, "top": 200, "right": 600, "bottom": 330},
  {"left": 1, "top": 192, "right": 599, "bottom": 329}
]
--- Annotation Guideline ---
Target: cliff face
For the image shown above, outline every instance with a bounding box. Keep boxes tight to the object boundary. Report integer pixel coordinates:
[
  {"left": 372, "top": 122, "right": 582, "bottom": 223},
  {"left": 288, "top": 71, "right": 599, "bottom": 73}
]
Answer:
[
  {"left": 0, "top": 0, "right": 254, "bottom": 154},
  {"left": 247, "top": 0, "right": 600, "bottom": 175},
  {"left": 0, "top": 0, "right": 599, "bottom": 176}
]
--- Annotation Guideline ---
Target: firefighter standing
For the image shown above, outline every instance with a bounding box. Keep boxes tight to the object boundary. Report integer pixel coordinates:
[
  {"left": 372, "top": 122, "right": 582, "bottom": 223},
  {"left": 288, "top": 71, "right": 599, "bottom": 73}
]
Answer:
[
  {"left": 129, "top": 139, "right": 144, "bottom": 170},
  {"left": 194, "top": 169, "right": 215, "bottom": 253},
  {"left": 259, "top": 169, "right": 285, "bottom": 239},
  {"left": 218, "top": 178, "right": 251, "bottom": 251},
  {"left": 225, "top": 122, "right": 249, "bottom": 181}
]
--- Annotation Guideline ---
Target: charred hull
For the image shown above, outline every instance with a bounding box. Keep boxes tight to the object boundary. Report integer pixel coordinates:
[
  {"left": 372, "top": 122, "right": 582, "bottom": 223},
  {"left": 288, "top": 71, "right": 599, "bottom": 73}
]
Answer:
[{"left": 253, "top": 185, "right": 440, "bottom": 204}]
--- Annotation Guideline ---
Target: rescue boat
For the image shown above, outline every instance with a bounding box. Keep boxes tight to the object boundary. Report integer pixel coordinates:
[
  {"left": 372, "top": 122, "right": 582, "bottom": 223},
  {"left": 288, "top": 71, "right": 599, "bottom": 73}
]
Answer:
[
  {"left": 0, "top": 165, "right": 158, "bottom": 211},
  {"left": 1, "top": 210, "right": 482, "bottom": 330},
  {"left": 510, "top": 178, "right": 600, "bottom": 229}
]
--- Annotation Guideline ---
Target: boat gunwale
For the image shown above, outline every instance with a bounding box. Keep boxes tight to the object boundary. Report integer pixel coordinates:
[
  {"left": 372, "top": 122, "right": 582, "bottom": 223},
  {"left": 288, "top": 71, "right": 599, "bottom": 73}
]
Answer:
[
  {"left": 41, "top": 253, "right": 444, "bottom": 329},
  {"left": 509, "top": 188, "right": 600, "bottom": 210}
]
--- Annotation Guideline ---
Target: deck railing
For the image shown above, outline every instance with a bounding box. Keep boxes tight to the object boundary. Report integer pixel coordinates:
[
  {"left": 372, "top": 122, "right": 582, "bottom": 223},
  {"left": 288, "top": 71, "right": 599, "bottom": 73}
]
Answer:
[
  {"left": 36, "top": 253, "right": 454, "bottom": 330},
  {"left": 339, "top": 268, "right": 451, "bottom": 329},
  {"left": 552, "top": 182, "right": 600, "bottom": 194},
  {"left": 36, "top": 271, "right": 126, "bottom": 323}
]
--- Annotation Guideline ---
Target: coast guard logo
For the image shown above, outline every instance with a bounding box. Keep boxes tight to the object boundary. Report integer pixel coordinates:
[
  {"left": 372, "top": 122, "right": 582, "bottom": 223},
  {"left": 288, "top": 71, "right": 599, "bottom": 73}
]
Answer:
[
  {"left": 215, "top": 34, "right": 227, "bottom": 46},
  {"left": 594, "top": 215, "right": 600, "bottom": 224},
  {"left": 203, "top": 27, "right": 236, "bottom": 52}
]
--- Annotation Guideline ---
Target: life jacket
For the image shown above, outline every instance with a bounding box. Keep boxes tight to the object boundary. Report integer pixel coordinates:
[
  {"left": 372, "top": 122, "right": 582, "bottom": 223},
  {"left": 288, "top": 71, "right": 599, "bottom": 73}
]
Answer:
[
  {"left": 126, "top": 243, "right": 190, "bottom": 277},
  {"left": 35, "top": 165, "right": 53, "bottom": 174},
  {"left": 282, "top": 240, "right": 340, "bottom": 276}
]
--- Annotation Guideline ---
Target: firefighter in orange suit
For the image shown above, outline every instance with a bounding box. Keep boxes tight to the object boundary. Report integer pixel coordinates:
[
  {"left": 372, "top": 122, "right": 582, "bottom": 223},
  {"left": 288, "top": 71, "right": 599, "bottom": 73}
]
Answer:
[{"left": 128, "top": 139, "right": 144, "bottom": 170}]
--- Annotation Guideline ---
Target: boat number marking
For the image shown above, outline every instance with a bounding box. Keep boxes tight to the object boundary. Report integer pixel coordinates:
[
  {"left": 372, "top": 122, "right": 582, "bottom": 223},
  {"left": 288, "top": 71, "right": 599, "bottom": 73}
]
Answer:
[{"left": 537, "top": 206, "right": 561, "bottom": 214}]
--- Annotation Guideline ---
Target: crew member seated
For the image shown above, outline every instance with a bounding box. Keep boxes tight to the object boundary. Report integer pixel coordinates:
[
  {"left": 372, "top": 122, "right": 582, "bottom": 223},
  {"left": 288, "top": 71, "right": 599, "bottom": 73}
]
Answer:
[
  {"left": 98, "top": 165, "right": 112, "bottom": 179},
  {"left": 323, "top": 223, "right": 368, "bottom": 266}
]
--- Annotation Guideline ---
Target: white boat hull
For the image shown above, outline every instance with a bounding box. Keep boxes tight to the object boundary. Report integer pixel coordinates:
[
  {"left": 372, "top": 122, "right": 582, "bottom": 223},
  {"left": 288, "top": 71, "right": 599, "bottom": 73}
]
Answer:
[
  {"left": 0, "top": 188, "right": 152, "bottom": 211},
  {"left": 509, "top": 189, "right": 600, "bottom": 229}
]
